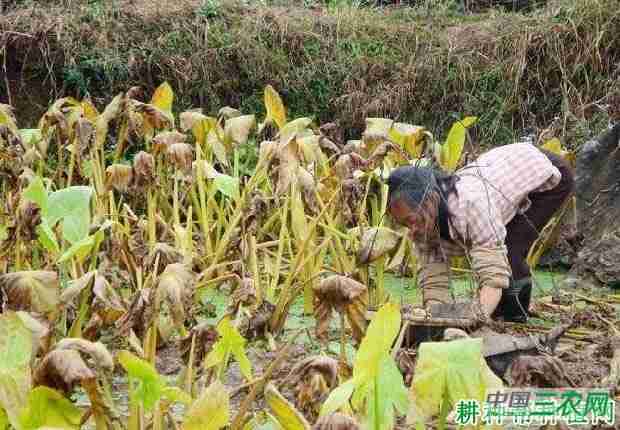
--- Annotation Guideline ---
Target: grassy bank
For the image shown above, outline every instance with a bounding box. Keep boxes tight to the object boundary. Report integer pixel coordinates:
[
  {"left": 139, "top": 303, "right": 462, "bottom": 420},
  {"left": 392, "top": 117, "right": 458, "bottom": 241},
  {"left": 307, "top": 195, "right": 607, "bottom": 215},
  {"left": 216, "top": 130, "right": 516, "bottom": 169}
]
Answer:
[{"left": 1, "top": 0, "right": 619, "bottom": 145}]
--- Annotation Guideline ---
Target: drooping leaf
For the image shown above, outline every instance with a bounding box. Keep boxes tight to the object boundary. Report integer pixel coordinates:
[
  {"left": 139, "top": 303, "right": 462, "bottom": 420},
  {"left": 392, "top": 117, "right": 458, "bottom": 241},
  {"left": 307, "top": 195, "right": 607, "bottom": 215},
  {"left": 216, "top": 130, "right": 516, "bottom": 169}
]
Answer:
[
  {"left": 225, "top": 115, "right": 255, "bottom": 145},
  {"left": 180, "top": 112, "right": 216, "bottom": 145},
  {"left": 95, "top": 93, "right": 123, "bottom": 149},
  {"left": 264, "top": 85, "right": 287, "bottom": 130},
  {"left": 54, "top": 338, "right": 114, "bottom": 371},
  {"left": 264, "top": 383, "right": 311, "bottom": 430},
  {"left": 355, "top": 227, "right": 401, "bottom": 265},
  {"left": 0, "top": 312, "right": 33, "bottom": 430},
  {"left": 0, "top": 271, "right": 59, "bottom": 315},
  {"left": 19, "top": 386, "right": 82, "bottom": 430},
  {"left": 105, "top": 164, "right": 134, "bottom": 192},
  {"left": 59, "top": 271, "right": 96, "bottom": 307},
  {"left": 158, "top": 263, "right": 195, "bottom": 333},
  {"left": 181, "top": 380, "right": 229, "bottom": 430},
  {"left": 118, "top": 350, "right": 165, "bottom": 411},
  {"left": 91, "top": 275, "right": 126, "bottom": 324},
  {"left": 279, "top": 118, "right": 313, "bottom": 143},
  {"left": 313, "top": 275, "right": 368, "bottom": 343},
  {"left": 33, "top": 349, "right": 96, "bottom": 394},
  {"left": 167, "top": 142, "right": 194, "bottom": 171}
]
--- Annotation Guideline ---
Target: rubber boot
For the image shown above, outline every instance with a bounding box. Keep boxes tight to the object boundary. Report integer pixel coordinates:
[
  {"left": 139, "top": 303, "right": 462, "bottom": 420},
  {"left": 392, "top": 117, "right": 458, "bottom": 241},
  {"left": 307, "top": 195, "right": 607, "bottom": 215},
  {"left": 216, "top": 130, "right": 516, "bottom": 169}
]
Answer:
[
  {"left": 518, "top": 281, "right": 533, "bottom": 316},
  {"left": 492, "top": 278, "right": 530, "bottom": 323}
]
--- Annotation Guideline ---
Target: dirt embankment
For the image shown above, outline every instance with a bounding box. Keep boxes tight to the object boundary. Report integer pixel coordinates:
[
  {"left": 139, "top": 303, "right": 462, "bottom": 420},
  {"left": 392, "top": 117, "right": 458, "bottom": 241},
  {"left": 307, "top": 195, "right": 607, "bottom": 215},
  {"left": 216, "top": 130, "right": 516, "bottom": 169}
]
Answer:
[{"left": 1, "top": 0, "right": 619, "bottom": 145}]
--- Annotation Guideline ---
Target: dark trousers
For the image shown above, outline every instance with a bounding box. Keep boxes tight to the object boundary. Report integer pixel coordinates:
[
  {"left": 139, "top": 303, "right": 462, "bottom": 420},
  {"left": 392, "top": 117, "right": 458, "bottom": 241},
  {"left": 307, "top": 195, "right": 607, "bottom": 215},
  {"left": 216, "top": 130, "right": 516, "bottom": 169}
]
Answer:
[{"left": 505, "top": 149, "right": 575, "bottom": 281}]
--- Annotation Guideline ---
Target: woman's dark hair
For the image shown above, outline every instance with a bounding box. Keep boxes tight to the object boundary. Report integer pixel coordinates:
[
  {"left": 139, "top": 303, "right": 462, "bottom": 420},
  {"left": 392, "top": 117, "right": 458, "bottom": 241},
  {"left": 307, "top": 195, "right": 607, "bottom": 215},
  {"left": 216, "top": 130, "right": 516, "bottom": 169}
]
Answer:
[{"left": 387, "top": 166, "right": 458, "bottom": 211}]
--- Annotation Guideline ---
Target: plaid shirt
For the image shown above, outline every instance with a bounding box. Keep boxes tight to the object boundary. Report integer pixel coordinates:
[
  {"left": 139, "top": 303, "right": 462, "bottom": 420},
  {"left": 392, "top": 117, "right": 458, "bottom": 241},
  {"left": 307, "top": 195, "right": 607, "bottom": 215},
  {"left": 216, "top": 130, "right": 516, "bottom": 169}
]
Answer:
[{"left": 416, "top": 143, "right": 562, "bottom": 264}]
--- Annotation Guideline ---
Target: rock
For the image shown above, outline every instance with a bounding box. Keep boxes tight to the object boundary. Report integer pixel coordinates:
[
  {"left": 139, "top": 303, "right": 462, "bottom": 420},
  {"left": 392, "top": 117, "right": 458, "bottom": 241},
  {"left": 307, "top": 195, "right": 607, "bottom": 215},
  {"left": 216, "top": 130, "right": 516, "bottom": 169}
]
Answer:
[{"left": 569, "top": 123, "right": 620, "bottom": 287}]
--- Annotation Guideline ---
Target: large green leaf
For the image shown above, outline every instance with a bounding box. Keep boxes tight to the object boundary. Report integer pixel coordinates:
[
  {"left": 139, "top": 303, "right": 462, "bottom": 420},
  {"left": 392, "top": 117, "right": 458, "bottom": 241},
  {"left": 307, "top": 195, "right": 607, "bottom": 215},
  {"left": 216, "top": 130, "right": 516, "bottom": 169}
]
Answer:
[
  {"left": 320, "top": 303, "right": 406, "bottom": 426},
  {"left": 118, "top": 350, "right": 165, "bottom": 411},
  {"left": 0, "top": 312, "right": 33, "bottom": 430},
  {"left": 46, "top": 186, "right": 93, "bottom": 244},
  {"left": 354, "top": 302, "right": 401, "bottom": 381},
  {"left": 181, "top": 380, "right": 229, "bottom": 430},
  {"left": 408, "top": 337, "right": 502, "bottom": 424},
  {"left": 19, "top": 386, "right": 82, "bottom": 430},
  {"left": 366, "top": 352, "right": 409, "bottom": 430}
]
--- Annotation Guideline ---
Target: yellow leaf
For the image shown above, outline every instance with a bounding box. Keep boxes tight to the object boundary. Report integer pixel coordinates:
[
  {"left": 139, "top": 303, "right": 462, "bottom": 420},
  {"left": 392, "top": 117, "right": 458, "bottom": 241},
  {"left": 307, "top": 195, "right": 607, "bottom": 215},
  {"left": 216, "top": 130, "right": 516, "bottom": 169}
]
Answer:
[
  {"left": 264, "top": 85, "right": 287, "bottom": 129},
  {"left": 80, "top": 100, "right": 99, "bottom": 122},
  {"left": 460, "top": 116, "right": 478, "bottom": 128},
  {"left": 265, "top": 383, "right": 311, "bottom": 430},
  {"left": 181, "top": 381, "right": 229, "bottom": 430},
  {"left": 151, "top": 82, "right": 174, "bottom": 115},
  {"left": 389, "top": 123, "right": 426, "bottom": 158},
  {"left": 542, "top": 138, "right": 562, "bottom": 155},
  {"left": 541, "top": 138, "right": 576, "bottom": 167}
]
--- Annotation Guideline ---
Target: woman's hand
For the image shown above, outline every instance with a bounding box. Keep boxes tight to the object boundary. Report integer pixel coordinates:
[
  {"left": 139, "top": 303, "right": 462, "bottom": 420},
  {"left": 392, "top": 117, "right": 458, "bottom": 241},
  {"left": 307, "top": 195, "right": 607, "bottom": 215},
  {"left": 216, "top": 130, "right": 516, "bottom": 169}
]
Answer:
[{"left": 479, "top": 286, "right": 502, "bottom": 316}]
